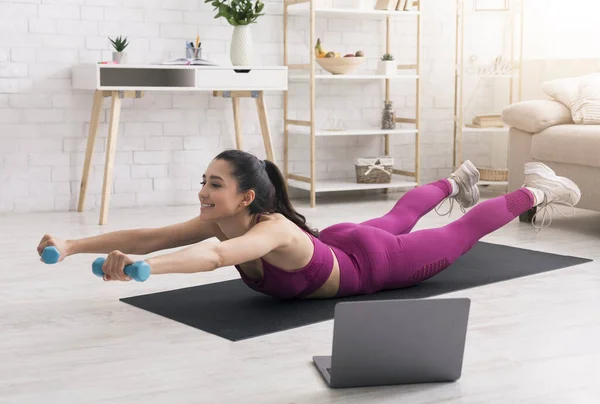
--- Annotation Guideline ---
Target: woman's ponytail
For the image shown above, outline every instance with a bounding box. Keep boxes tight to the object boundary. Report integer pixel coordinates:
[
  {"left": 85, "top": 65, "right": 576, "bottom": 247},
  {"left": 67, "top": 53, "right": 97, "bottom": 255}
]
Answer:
[{"left": 264, "top": 160, "right": 319, "bottom": 238}]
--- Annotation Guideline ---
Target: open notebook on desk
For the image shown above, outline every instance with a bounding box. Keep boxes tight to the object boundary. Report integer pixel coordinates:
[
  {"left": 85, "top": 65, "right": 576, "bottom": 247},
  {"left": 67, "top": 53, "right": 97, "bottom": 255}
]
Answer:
[{"left": 161, "top": 57, "right": 218, "bottom": 66}]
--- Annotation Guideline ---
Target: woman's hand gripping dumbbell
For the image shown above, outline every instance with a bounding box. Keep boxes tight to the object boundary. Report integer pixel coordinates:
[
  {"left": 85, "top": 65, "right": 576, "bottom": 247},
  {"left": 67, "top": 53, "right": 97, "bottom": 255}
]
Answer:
[
  {"left": 40, "top": 244, "right": 150, "bottom": 282},
  {"left": 92, "top": 251, "right": 151, "bottom": 282},
  {"left": 37, "top": 234, "right": 68, "bottom": 264}
]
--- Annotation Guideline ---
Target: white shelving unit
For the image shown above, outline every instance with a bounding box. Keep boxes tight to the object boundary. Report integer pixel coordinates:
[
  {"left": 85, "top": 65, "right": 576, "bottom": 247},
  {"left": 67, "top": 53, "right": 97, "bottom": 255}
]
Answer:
[
  {"left": 288, "top": 73, "right": 419, "bottom": 81},
  {"left": 461, "top": 126, "right": 509, "bottom": 133},
  {"left": 453, "top": 0, "right": 523, "bottom": 189},
  {"left": 287, "top": 176, "right": 416, "bottom": 192},
  {"left": 291, "top": 127, "right": 419, "bottom": 137},
  {"left": 283, "top": 0, "right": 422, "bottom": 207},
  {"left": 286, "top": 4, "right": 420, "bottom": 18}
]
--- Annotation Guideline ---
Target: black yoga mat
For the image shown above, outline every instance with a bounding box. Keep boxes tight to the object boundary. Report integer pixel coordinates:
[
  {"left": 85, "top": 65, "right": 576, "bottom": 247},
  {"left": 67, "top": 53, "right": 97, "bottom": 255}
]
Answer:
[{"left": 120, "top": 242, "right": 591, "bottom": 341}]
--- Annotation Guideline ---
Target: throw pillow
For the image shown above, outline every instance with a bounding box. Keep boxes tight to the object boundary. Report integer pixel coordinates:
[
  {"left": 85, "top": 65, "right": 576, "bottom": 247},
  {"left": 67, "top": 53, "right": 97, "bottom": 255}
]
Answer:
[
  {"left": 501, "top": 100, "right": 572, "bottom": 133},
  {"left": 542, "top": 73, "right": 600, "bottom": 124}
]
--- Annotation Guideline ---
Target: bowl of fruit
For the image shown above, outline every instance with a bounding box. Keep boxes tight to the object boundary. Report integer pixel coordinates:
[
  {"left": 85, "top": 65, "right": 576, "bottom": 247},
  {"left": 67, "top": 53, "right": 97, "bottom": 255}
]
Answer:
[{"left": 315, "top": 39, "right": 365, "bottom": 75}]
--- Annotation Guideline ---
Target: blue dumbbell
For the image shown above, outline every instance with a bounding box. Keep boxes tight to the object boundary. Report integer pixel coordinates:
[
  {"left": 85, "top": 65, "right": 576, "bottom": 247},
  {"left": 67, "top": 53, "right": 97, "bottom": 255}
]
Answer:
[
  {"left": 41, "top": 246, "right": 60, "bottom": 264},
  {"left": 92, "top": 257, "right": 151, "bottom": 282}
]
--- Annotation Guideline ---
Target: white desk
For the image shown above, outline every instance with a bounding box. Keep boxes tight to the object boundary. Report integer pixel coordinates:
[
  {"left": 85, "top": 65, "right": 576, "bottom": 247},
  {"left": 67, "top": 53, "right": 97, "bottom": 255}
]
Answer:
[{"left": 71, "top": 64, "right": 287, "bottom": 224}]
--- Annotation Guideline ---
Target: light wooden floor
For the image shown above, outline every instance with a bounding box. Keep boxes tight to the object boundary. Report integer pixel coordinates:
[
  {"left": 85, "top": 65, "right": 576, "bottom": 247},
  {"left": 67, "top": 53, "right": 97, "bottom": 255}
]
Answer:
[{"left": 2, "top": 191, "right": 600, "bottom": 404}]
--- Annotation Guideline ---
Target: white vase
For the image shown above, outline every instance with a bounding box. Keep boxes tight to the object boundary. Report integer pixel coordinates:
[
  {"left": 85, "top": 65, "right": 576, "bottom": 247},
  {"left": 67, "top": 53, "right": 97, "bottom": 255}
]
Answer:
[
  {"left": 230, "top": 25, "right": 253, "bottom": 66},
  {"left": 378, "top": 60, "right": 396, "bottom": 76},
  {"left": 112, "top": 51, "right": 126, "bottom": 64}
]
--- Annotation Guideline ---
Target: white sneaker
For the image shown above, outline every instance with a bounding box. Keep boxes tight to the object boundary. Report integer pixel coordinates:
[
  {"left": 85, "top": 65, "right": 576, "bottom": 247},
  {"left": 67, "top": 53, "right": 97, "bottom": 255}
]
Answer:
[
  {"left": 524, "top": 161, "right": 555, "bottom": 184},
  {"left": 436, "top": 160, "right": 480, "bottom": 216},
  {"left": 523, "top": 162, "right": 581, "bottom": 229}
]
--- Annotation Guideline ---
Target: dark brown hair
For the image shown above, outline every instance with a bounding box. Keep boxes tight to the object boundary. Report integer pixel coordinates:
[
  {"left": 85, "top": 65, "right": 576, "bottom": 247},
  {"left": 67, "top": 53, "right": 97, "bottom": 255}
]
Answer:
[{"left": 214, "top": 149, "right": 319, "bottom": 237}]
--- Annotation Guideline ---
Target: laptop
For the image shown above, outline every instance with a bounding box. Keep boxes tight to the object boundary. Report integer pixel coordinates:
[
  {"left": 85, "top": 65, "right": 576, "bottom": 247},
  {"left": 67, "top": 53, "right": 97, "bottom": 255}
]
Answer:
[{"left": 313, "top": 297, "right": 471, "bottom": 388}]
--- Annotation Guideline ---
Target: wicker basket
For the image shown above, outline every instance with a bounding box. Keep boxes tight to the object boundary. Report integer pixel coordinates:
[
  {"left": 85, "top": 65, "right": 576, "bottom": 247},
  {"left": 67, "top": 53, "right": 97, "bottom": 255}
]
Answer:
[
  {"left": 478, "top": 166, "right": 508, "bottom": 182},
  {"left": 355, "top": 157, "right": 394, "bottom": 184}
]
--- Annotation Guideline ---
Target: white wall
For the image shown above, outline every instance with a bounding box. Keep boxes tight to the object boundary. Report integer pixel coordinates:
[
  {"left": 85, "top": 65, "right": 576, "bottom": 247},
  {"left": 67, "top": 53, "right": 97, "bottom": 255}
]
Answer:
[
  {"left": 523, "top": 0, "right": 600, "bottom": 60},
  {"left": 0, "top": 0, "right": 498, "bottom": 214}
]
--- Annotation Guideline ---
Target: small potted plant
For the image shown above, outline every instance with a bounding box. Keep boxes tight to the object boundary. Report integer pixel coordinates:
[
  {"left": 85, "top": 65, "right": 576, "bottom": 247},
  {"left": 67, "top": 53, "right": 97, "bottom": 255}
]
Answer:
[
  {"left": 110, "top": 36, "right": 129, "bottom": 64},
  {"left": 204, "top": 0, "right": 265, "bottom": 66},
  {"left": 378, "top": 53, "right": 396, "bottom": 76}
]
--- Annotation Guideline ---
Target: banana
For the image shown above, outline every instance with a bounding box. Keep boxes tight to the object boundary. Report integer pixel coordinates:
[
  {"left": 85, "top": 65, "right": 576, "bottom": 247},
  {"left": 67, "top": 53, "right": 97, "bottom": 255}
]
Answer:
[{"left": 315, "top": 38, "right": 326, "bottom": 58}]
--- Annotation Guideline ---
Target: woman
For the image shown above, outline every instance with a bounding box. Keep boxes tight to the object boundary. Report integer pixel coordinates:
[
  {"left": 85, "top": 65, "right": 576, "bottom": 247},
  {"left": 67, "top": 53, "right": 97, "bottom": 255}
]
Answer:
[{"left": 37, "top": 150, "right": 580, "bottom": 299}]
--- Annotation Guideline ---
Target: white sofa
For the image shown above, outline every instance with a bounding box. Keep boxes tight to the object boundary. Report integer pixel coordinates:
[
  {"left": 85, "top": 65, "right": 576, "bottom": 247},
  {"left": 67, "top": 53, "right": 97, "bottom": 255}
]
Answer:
[
  {"left": 502, "top": 59, "right": 600, "bottom": 221},
  {"left": 503, "top": 99, "right": 600, "bottom": 221}
]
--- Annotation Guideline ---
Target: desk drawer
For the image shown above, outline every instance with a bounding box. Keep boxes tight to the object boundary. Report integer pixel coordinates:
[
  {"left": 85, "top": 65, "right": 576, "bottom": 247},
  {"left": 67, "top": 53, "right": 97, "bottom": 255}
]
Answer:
[{"left": 196, "top": 68, "right": 287, "bottom": 91}]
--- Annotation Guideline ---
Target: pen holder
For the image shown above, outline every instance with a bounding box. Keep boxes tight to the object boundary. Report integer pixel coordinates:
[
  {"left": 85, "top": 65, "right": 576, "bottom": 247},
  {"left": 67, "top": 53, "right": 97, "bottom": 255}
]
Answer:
[{"left": 186, "top": 47, "right": 202, "bottom": 59}]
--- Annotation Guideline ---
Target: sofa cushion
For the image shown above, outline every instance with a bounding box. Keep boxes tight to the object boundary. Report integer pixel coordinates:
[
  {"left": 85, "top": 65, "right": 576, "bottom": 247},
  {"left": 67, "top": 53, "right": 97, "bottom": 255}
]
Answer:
[
  {"left": 542, "top": 73, "right": 600, "bottom": 124},
  {"left": 502, "top": 100, "right": 573, "bottom": 133},
  {"left": 531, "top": 124, "right": 600, "bottom": 168}
]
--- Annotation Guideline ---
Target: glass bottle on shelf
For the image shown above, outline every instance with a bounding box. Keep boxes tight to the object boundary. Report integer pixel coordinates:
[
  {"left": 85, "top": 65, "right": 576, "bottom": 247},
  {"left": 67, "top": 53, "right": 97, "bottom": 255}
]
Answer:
[{"left": 381, "top": 100, "right": 396, "bottom": 130}]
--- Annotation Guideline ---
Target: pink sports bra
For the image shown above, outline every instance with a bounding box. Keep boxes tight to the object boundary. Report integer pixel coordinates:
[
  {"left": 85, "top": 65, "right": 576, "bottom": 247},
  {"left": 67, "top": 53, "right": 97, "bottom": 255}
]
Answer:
[{"left": 234, "top": 216, "right": 335, "bottom": 299}]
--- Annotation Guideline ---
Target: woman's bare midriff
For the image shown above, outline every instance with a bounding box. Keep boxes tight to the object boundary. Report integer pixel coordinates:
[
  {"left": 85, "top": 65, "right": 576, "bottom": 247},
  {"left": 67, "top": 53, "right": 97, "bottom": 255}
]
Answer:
[
  {"left": 304, "top": 248, "right": 340, "bottom": 299},
  {"left": 217, "top": 213, "right": 341, "bottom": 299}
]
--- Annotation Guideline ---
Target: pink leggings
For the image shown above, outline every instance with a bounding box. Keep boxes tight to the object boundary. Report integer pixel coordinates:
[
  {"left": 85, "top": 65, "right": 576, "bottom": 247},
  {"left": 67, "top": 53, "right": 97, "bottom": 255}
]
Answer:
[{"left": 318, "top": 179, "right": 536, "bottom": 297}]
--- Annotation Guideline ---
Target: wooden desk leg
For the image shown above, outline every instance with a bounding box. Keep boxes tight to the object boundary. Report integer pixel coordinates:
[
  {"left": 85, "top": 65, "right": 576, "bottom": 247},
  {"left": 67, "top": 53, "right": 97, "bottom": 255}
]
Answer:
[
  {"left": 99, "top": 91, "right": 122, "bottom": 225},
  {"left": 77, "top": 89, "right": 104, "bottom": 212},
  {"left": 232, "top": 96, "right": 243, "bottom": 150},
  {"left": 255, "top": 91, "right": 275, "bottom": 163}
]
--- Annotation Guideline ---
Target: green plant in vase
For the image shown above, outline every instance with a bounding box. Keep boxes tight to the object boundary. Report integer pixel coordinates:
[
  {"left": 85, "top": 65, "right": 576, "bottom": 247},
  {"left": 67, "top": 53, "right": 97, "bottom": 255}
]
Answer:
[
  {"left": 110, "top": 36, "right": 129, "bottom": 64},
  {"left": 379, "top": 53, "right": 396, "bottom": 76},
  {"left": 205, "top": 0, "right": 265, "bottom": 66}
]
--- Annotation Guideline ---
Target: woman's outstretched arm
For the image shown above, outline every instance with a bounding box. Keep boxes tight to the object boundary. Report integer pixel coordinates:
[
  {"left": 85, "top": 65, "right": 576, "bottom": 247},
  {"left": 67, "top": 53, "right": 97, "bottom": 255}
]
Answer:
[
  {"left": 146, "top": 219, "right": 293, "bottom": 275},
  {"left": 37, "top": 216, "right": 219, "bottom": 263}
]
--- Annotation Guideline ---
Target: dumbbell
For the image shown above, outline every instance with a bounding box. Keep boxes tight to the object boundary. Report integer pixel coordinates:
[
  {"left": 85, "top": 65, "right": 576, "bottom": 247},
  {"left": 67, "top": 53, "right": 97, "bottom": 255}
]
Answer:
[
  {"left": 41, "top": 246, "right": 60, "bottom": 264},
  {"left": 92, "top": 257, "right": 151, "bottom": 282},
  {"left": 42, "top": 246, "right": 150, "bottom": 282}
]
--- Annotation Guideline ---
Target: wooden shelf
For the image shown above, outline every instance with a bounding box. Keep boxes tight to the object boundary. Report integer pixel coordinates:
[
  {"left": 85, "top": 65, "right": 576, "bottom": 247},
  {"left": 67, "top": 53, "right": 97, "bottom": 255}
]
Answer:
[
  {"left": 289, "top": 127, "right": 418, "bottom": 136},
  {"left": 452, "top": 0, "right": 523, "bottom": 185},
  {"left": 287, "top": 177, "right": 418, "bottom": 193},
  {"left": 283, "top": 0, "right": 422, "bottom": 207},
  {"left": 289, "top": 73, "right": 418, "bottom": 81},
  {"left": 286, "top": 5, "right": 420, "bottom": 19},
  {"left": 457, "top": 72, "right": 518, "bottom": 78},
  {"left": 479, "top": 180, "right": 508, "bottom": 186},
  {"left": 477, "top": 74, "right": 518, "bottom": 78},
  {"left": 462, "top": 126, "right": 509, "bottom": 133}
]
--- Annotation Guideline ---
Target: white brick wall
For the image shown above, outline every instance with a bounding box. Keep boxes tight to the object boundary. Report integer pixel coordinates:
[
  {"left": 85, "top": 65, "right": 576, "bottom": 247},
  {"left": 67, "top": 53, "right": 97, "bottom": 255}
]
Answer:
[{"left": 0, "top": 0, "right": 521, "bottom": 214}]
